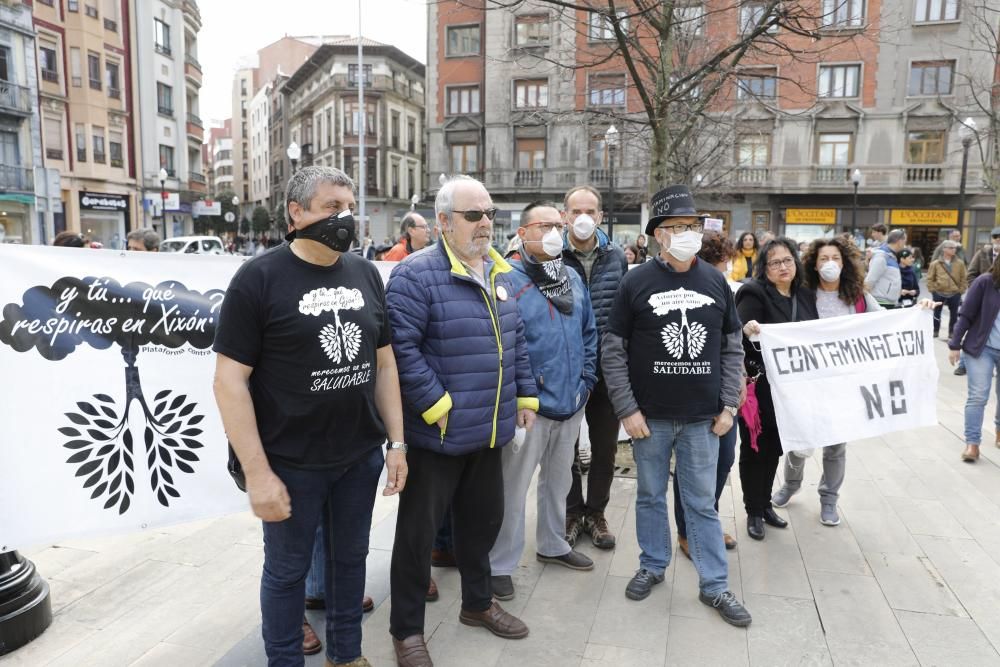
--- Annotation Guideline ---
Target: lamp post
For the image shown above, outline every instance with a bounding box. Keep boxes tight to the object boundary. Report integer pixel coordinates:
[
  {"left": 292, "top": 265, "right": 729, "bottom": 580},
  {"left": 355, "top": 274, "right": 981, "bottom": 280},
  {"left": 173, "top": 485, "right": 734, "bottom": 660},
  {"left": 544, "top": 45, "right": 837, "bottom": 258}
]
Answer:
[
  {"left": 158, "top": 168, "right": 168, "bottom": 239},
  {"left": 605, "top": 124, "right": 619, "bottom": 242},
  {"left": 851, "top": 168, "right": 862, "bottom": 233},
  {"left": 286, "top": 141, "right": 301, "bottom": 175},
  {"left": 958, "top": 117, "right": 977, "bottom": 235}
]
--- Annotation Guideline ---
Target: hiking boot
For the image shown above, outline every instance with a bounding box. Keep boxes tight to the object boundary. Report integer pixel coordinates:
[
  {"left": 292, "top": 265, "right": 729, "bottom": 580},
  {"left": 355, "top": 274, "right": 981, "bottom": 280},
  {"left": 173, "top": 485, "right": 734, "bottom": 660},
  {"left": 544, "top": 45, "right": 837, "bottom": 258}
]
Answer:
[
  {"left": 565, "top": 514, "right": 584, "bottom": 547},
  {"left": 699, "top": 590, "right": 752, "bottom": 627},
  {"left": 491, "top": 575, "right": 514, "bottom": 601},
  {"left": 625, "top": 568, "right": 664, "bottom": 601},
  {"left": 536, "top": 549, "right": 594, "bottom": 570},
  {"left": 820, "top": 503, "right": 841, "bottom": 526},
  {"left": 677, "top": 535, "right": 691, "bottom": 560},
  {"left": 584, "top": 513, "right": 616, "bottom": 550},
  {"left": 771, "top": 484, "right": 798, "bottom": 508}
]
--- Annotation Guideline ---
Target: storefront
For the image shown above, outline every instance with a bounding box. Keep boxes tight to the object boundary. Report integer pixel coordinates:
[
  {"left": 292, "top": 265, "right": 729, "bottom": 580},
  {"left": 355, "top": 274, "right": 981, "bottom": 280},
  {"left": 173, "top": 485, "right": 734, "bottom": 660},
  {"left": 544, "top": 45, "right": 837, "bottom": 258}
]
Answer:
[
  {"left": 79, "top": 192, "right": 129, "bottom": 249},
  {"left": 887, "top": 209, "right": 957, "bottom": 260},
  {"left": 781, "top": 208, "right": 839, "bottom": 244},
  {"left": 0, "top": 194, "right": 33, "bottom": 244}
]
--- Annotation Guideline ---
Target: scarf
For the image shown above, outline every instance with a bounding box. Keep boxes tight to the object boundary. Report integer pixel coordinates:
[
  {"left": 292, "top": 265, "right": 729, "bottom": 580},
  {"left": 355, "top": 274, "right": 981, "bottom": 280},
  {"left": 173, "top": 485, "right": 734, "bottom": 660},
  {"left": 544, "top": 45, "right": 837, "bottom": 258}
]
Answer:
[{"left": 521, "top": 249, "right": 574, "bottom": 315}]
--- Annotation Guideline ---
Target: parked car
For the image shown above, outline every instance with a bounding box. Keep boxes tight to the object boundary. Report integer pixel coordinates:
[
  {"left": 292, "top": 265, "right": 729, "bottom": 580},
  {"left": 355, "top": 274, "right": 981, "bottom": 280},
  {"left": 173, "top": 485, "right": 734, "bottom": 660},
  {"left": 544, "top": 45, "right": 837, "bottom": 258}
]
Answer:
[{"left": 159, "top": 236, "right": 226, "bottom": 255}]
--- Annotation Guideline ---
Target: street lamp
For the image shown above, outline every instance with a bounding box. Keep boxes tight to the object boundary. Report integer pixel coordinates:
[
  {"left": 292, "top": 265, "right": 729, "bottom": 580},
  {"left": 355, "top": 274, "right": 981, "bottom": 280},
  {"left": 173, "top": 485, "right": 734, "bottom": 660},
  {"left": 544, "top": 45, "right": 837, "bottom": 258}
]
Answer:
[
  {"left": 851, "top": 168, "right": 862, "bottom": 233},
  {"left": 605, "top": 124, "right": 619, "bottom": 242},
  {"left": 958, "top": 117, "right": 977, "bottom": 235},
  {"left": 286, "top": 142, "right": 301, "bottom": 175},
  {"left": 158, "top": 168, "right": 168, "bottom": 239}
]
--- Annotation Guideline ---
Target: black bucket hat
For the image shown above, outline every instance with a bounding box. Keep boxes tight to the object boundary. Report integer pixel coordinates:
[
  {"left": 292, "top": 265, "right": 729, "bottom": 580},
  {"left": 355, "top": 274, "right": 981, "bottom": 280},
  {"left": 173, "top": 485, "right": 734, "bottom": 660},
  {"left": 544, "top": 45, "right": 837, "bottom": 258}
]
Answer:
[{"left": 645, "top": 185, "right": 708, "bottom": 235}]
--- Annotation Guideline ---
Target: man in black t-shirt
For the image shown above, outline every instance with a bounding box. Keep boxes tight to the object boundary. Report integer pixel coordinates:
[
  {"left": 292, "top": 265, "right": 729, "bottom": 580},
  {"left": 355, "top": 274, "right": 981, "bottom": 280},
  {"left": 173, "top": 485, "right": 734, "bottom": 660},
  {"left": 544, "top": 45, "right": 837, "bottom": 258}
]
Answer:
[
  {"left": 213, "top": 166, "right": 406, "bottom": 667},
  {"left": 602, "top": 184, "right": 752, "bottom": 628}
]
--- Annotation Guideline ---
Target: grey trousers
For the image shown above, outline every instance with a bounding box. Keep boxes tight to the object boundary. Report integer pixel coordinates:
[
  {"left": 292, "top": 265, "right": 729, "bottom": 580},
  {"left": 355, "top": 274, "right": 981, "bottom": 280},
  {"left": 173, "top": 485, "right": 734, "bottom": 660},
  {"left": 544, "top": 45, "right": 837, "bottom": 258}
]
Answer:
[
  {"left": 489, "top": 408, "right": 586, "bottom": 576},
  {"left": 782, "top": 443, "right": 847, "bottom": 504}
]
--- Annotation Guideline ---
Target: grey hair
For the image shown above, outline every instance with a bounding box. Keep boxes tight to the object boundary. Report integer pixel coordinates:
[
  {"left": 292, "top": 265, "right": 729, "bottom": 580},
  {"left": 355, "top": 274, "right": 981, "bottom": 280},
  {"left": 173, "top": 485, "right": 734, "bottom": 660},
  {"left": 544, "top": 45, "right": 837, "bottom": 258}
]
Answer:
[
  {"left": 941, "top": 239, "right": 959, "bottom": 249},
  {"left": 285, "top": 166, "right": 355, "bottom": 222},
  {"left": 126, "top": 227, "right": 161, "bottom": 250},
  {"left": 887, "top": 229, "right": 906, "bottom": 244},
  {"left": 400, "top": 213, "right": 419, "bottom": 237},
  {"left": 435, "top": 174, "right": 485, "bottom": 219}
]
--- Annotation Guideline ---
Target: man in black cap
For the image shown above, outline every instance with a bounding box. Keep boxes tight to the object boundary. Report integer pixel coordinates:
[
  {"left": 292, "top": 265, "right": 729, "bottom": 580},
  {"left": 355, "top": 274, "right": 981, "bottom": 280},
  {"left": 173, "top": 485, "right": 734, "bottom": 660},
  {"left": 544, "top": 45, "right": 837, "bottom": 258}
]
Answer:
[{"left": 601, "top": 184, "right": 751, "bottom": 626}]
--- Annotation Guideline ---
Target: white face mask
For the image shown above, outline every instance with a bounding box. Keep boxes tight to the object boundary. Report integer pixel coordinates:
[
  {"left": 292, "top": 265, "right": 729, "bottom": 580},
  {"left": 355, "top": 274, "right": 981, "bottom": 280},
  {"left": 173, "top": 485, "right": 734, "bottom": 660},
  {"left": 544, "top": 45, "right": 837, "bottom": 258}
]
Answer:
[
  {"left": 540, "top": 228, "right": 564, "bottom": 257},
  {"left": 819, "top": 260, "right": 842, "bottom": 282},
  {"left": 666, "top": 230, "right": 703, "bottom": 262},
  {"left": 572, "top": 214, "right": 596, "bottom": 241}
]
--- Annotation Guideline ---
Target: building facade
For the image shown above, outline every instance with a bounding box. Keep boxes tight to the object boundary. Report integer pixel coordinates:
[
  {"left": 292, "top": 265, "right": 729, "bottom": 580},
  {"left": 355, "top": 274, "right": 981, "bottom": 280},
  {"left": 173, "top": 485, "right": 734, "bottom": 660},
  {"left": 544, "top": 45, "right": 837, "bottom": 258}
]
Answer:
[
  {"left": 248, "top": 79, "right": 269, "bottom": 209},
  {"left": 206, "top": 118, "right": 232, "bottom": 195},
  {"left": 266, "top": 72, "right": 288, "bottom": 222},
  {"left": 282, "top": 37, "right": 425, "bottom": 243}
]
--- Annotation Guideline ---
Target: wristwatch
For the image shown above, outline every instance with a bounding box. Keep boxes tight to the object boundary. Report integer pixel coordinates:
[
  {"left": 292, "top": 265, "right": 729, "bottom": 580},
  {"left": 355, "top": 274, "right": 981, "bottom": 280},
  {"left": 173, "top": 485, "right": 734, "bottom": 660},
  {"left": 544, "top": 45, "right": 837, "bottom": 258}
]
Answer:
[
  {"left": 387, "top": 441, "right": 408, "bottom": 453},
  {"left": 724, "top": 406, "right": 738, "bottom": 417}
]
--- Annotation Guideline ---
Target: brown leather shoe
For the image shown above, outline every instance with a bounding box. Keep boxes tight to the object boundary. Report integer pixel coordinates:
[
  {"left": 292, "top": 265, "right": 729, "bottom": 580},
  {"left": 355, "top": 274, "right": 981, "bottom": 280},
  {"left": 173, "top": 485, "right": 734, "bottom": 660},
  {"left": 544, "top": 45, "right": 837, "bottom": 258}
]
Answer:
[
  {"left": 723, "top": 533, "right": 737, "bottom": 550},
  {"left": 677, "top": 535, "right": 691, "bottom": 560},
  {"left": 962, "top": 444, "right": 980, "bottom": 462},
  {"left": 302, "top": 616, "right": 322, "bottom": 655},
  {"left": 431, "top": 548, "right": 457, "bottom": 568},
  {"left": 362, "top": 595, "right": 374, "bottom": 613},
  {"left": 996, "top": 432, "right": 1000, "bottom": 449},
  {"left": 426, "top": 577, "right": 439, "bottom": 602},
  {"left": 459, "top": 600, "right": 529, "bottom": 639},
  {"left": 393, "top": 634, "right": 433, "bottom": 667}
]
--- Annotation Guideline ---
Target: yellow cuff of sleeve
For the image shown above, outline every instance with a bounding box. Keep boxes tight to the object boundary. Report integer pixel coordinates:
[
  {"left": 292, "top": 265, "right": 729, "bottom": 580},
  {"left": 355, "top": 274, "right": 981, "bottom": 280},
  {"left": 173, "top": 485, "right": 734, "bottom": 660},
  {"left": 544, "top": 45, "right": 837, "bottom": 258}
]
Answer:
[
  {"left": 422, "top": 392, "right": 453, "bottom": 425},
  {"left": 517, "top": 397, "right": 539, "bottom": 412}
]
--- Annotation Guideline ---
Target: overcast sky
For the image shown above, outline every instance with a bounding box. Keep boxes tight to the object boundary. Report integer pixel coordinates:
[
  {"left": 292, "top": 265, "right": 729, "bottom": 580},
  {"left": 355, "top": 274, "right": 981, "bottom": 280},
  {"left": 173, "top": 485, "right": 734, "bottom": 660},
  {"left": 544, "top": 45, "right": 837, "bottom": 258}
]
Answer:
[{"left": 197, "top": 0, "right": 428, "bottom": 126}]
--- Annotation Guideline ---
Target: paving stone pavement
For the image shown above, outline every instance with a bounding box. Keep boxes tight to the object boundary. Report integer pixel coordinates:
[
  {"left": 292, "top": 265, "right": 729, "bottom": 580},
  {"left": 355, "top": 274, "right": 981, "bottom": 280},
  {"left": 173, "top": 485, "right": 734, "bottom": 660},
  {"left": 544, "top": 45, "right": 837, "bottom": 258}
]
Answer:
[{"left": 6, "top": 339, "right": 1000, "bottom": 666}]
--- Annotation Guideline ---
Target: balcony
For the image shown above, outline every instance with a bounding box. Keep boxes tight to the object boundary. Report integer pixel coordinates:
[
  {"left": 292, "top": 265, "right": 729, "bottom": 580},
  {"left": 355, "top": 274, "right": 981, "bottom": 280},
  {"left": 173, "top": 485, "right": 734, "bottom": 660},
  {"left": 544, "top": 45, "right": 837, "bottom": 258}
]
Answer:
[
  {"left": 41, "top": 69, "right": 58, "bottom": 83},
  {"left": 813, "top": 167, "right": 850, "bottom": 184},
  {"left": 905, "top": 166, "right": 943, "bottom": 183},
  {"left": 190, "top": 171, "right": 206, "bottom": 184},
  {"left": 158, "top": 105, "right": 174, "bottom": 118},
  {"left": 184, "top": 55, "right": 202, "bottom": 86},
  {"left": 189, "top": 172, "right": 207, "bottom": 193},
  {"left": 0, "top": 81, "right": 32, "bottom": 116},
  {"left": 108, "top": 87, "right": 120, "bottom": 100},
  {"left": 589, "top": 168, "right": 609, "bottom": 184},
  {"left": 514, "top": 170, "right": 543, "bottom": 188},
  {"left": 0, "top": 165, "right": 34, "bottom": 192},
  {"left": 735, "top": 166, "right": 771, "bottom": 185}
]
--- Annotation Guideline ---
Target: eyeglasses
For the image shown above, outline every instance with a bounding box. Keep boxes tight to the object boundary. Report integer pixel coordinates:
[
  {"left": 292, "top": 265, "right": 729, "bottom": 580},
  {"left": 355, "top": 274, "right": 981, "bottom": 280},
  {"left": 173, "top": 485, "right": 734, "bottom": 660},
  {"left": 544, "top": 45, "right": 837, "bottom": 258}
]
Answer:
[
  {"left": 524, "top": 221, "right": 565, "bottom": 234},
  {"left": 766, "top": 257, "right": 796, "bottom": 270},
  {"left": 452, "top": 208, "right": 498, "bottom": 222},
  {"left": 656, "top": 222, "right": 704, "bottom": 234},
  {"left": 411, "top": 224, "right": 429, "bottom": 230}
]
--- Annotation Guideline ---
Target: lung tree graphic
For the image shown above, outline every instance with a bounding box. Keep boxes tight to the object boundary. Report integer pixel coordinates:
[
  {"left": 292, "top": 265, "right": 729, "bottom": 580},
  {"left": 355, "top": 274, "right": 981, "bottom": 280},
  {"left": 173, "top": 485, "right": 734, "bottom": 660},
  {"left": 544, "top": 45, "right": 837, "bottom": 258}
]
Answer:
[
  {"left": 648, "top": 288, "right": 715, "bottom": 360},
  {"left": 300, "top": 287, "right": 365, "bottom": 364},
  {"left": 0, "top": 276, "right": 224, "bottom": 514}
]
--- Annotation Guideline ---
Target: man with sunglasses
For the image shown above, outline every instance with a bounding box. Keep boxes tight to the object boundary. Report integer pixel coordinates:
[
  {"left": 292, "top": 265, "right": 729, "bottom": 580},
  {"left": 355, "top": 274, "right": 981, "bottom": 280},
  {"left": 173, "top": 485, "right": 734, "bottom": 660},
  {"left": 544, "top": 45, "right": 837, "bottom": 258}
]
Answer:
[
  {"left": 602, "top": 184, "right": 751, "bottom": 626},
  {"left": 386, "top": 175, "right": 539, "bottom": 666}
]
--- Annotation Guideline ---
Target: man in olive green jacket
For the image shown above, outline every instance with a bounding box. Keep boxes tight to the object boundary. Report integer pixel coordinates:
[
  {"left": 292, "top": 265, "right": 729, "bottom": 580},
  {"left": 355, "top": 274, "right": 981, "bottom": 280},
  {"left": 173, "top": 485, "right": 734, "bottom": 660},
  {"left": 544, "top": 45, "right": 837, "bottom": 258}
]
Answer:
[{"left": 926, "top": 240, "right": 968, "bottom": 338}]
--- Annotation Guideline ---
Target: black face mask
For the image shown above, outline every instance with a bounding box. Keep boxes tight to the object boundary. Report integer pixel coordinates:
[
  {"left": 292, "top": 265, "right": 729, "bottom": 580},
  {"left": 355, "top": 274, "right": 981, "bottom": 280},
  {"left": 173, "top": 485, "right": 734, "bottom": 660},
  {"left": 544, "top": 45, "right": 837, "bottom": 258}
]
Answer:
[{"left": 287, "top": 209, "right": 356, "bottom": 253}]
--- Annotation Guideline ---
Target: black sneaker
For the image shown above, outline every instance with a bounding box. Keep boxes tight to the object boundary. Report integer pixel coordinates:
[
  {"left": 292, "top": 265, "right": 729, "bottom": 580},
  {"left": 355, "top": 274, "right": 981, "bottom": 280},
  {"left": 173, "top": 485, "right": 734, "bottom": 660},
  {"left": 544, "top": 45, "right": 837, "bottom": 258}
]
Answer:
[
  {"left": 625, "top": 568, "right": 664, "bottom": 601},
  {"left": 536, "top": 549, "right": 594, "bottom": 571},
  {"left": 491, "top": 575, "right": 515, "bottom": 601},
  {"left": 955, "top": 366, "right": 967, "bottom": 376},
  {"left": 699, "top": 590, "right": 752, "bottom": 627}
]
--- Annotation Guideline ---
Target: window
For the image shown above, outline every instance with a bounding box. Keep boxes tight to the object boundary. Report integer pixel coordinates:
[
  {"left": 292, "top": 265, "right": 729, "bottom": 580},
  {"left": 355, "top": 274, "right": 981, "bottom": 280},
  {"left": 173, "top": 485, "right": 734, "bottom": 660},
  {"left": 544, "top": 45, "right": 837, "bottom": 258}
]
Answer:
[
  {"left": 325, "top": 108, "right": 332, "bottom": 147},
  {"left": 818, "top": 64, "right": 860, "bottom": 98},
  {"left": 906, "top": 130, "right": 945, "bottom": 163},
  {"left": 740, "top": 2, "right": 779, "bottom": 34},
  {"left": 85, "top": 4, "right": 98, "bottom": 18},
  {"left": 514, "top": 79, "right": 548, "bottom": 108},
  {"left": 818, "top": 133, "right": 852, "bottom": 165},
  {"left": 515, "top": 14, "right": 550, "bottom": 46},
  {"left": 737, "top": 70, "right": 777, "bottom": 99},
  {"left": 103, "top": 0, "right": 118, "bottom": 31},
  {"left": 110, "top": 129, "right": 123, "bottom": 167},
  {"left": 75, "top": 123, "right": 86, "bottom": 162},
  {"left": 914, "top": 0, "right": 958, "bottom": 22},
  {"left": 446, "top": 25, "right": 480, "bottom": 56},
  {"left": 407, "top": 166, "right": 416, "bottom": 199},
  {"left": 821, "top": 0, "right": 865, "bottom": 28},
  {"left": 589, "top": 135, "right": 613, "bottom": 168},
  {"left": 70, "top": 48, "right": 82, "bottom": 87},
  {"left": 589, "top": 10, "right": 629, "bottom": 40},
  {"left": 92, "top": 126, "right": 105, "bottom": 163},
  {"left": 516, "top": 137, "right": 545, "bottom": 170},
  {"left": 45, "top": 117, "right": 63, "bottom": 159},
  {"left": 450, "top": 143, "right": 479, "bottom": 173},
  {"left": 391, "top": 162, "right": 400, "bottom": 198},
  {"left": 68, "top": 0, "right": 79, "bottom": 10},
  {"left": 343, "top": 101, "right": 376, "bottom": 136},
  {"left": 0, "top": 46, "right": 7, "bottom": 82},
  {"left": 154, "top": 18, "right": 171, "bottom": 56},
  {"left": 447, "top": 85, "right": 480, "bottom": 115},
  {"left": 737, "top": 134, "right": 771, "bottom": 166},
  {"left": 407, "top": 118, "right": 416, "bottom": 153},
  {"left": 347, "top": 64, "right": 372, "bottom": 86},
  {"left": 87, "top": 52, "right": 101, "bottom": 90},
  {"left": 105, "top": 61, "right": 120, "bottom": 98},
  {"left": 673, "top": 5, "right": 705, "bottom": 36},
  {"left": 908, "top": 61, "right": 954, "bottom": 96},
  {"left": 391, "top": 111, "right": 400, "bottom": 148},
  {"left": 157, "top": 82, "right": 173, "bottom": 115},
  {"left": 40, "top": 46, "right": 58, "bottom": 82},
  {"left": 588, "top": 73, "right": 626, "bottom": 107},
  {"left": 159, "top": 144, "right": 175, "bottom": 175}
]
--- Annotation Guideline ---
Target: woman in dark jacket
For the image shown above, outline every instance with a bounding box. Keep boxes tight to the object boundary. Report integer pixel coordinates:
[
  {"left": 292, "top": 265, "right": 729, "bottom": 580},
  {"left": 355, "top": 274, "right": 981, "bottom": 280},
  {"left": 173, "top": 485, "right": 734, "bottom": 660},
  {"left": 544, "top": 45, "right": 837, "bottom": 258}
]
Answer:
[{"left": 735, "top": 237, "right": 819, "bottom": 540}]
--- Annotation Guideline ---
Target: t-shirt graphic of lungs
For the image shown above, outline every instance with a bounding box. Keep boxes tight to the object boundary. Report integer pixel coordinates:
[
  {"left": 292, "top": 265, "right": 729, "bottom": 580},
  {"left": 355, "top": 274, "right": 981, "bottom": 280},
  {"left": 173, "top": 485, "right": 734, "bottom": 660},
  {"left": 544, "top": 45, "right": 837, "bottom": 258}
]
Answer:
[{"left": 213, "top": 246, "right": 391, "bottom": 469}]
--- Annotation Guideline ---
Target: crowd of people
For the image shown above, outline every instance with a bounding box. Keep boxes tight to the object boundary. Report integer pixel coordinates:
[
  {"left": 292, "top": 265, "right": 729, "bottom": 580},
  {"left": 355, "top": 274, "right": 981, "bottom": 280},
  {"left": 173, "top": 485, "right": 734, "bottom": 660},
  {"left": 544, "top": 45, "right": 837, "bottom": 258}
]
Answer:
[{"left": 199, "top": 164, "right": 993, "bottom": 667}]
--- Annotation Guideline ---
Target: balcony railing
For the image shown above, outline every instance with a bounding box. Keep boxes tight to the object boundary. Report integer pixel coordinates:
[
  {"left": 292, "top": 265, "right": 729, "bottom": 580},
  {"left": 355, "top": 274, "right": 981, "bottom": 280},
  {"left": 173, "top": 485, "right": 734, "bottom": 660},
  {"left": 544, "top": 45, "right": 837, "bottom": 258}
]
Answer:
[
  {"left": 589, "top": 168, "right": 609, "bottom": 184},
  {"left": 110, "top": 157, "right": 123, "bottom": 168},
  {"left": 813, "top": 166, "right": 850, "bottom": 183},
  {"left": 108, "top": 87, "right": 120, "bottom": 99},
  {"left": 190, "top": 171, "right": 206, "bottom": 184},
  {"left": 184, "top": 53, "right": 201, "bottom": 71},
  {"left": 155, "top": 43, "right": 172, "bottom": 57},
  {"left": 46, "top": 148, "right": 63, "bottom": 160},
  {"left": 0, "top": 165, "right": 34, "bottom": 192},
  {"left": 93, "top": 151, "right": 106, "bottom": 163},
  {"left": 41, "top": 69, "right": 58, "bottom": 83},
  {"left": 905, "top": 166, "right": 943, "bottom": 183},
  {"left": 0, "top": 81, "right": 32, "bottom": 115},
  {"left": 735, "top": 166, "right": 771, "bottom": 184},
  {"left": 187, "top": 112, "right": 203, "bottom": 127},
  {"left": 514, "top": 169, "right": 543, "bottom": 187},
  {"left": 158, "top": 105, "right": 174, "bottom": 117}
]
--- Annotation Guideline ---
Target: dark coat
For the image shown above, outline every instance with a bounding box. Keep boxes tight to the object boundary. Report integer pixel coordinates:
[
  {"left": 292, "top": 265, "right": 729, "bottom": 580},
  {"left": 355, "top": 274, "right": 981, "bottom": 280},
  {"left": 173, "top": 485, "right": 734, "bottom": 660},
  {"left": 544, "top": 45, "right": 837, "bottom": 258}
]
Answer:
[{"left": 950, "top": 273, "right": 1000, "bottom": 358}]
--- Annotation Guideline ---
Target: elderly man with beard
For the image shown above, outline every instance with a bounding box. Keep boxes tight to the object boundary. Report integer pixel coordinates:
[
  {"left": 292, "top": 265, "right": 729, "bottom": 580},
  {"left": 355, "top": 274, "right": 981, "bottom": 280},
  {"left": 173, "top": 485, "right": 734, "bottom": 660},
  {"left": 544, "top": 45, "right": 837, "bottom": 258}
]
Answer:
[{"left": 385, "top": 175, "right": 539, "bottom": 667}]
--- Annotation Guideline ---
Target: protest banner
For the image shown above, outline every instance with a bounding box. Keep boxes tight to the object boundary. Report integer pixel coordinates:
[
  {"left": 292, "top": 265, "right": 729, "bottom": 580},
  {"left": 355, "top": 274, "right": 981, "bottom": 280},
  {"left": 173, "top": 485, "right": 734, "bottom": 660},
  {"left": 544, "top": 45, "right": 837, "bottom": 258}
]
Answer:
[
  {"left": 0, "top": 245, "right": 394, "bottom": 550},
  {"left": 756, "top": 307, "right": 938, "bottom": 452}
]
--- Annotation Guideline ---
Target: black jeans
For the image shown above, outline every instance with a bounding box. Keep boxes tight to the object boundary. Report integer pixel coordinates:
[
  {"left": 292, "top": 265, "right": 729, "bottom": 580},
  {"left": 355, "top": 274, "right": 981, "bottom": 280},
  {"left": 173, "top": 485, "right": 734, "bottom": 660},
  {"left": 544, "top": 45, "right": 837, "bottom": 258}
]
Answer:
[
  {"left": 932, "top": 292, "right": 961, "bottom": 336},
  {"left": 737, "top": 378, "right": 782, "bottom": 516},
  {"left": 389, "top": 446, "right": 504, "bottom": 640},
  {"left": 566, "top": 380, "right": 620, "bottom": 518}
]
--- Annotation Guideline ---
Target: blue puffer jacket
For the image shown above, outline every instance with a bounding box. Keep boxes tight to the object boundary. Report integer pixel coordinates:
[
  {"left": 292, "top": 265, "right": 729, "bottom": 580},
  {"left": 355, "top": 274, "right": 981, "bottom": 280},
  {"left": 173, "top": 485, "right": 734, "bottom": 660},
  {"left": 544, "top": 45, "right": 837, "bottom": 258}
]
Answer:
[
  {"left": 507, "top": 259, "right": 598, "bottom": 420},
  {"left": 386, "top": 239, "right": 539, "bottom": 455}
]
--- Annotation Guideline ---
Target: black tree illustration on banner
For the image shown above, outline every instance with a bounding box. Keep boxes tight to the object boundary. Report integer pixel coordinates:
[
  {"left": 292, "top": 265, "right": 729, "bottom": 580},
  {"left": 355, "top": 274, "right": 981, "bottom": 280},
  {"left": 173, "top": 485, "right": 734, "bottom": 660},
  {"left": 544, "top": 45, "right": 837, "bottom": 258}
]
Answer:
[{"left": 0, "top": 276, "right": 224, "bottom": 514}]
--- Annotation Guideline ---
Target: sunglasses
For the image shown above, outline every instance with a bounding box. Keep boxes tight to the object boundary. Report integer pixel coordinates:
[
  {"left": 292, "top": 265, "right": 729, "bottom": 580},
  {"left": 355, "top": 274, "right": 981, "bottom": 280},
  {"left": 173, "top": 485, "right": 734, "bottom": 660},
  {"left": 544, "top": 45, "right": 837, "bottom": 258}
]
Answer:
[{"left": 452, "top": 208, "right": 498, "bottom": 222}]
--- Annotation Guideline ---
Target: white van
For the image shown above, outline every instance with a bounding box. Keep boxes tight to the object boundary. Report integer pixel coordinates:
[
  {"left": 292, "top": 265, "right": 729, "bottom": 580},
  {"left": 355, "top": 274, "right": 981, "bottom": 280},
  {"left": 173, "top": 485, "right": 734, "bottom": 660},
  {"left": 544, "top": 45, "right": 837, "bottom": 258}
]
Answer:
[{"left": 159, "top": 236, "right": 226, "bottom": 255}]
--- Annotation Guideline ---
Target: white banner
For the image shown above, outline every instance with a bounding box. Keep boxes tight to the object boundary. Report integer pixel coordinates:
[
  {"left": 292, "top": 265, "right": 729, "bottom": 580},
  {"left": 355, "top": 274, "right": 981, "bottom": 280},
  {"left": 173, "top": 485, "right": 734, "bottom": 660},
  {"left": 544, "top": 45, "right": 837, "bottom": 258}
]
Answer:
[
  {"left": 0, "top": 244, "right": 396, "bottom": 549},
  {"left": 758, "top": 308, "right": 938, "bottom": 452}
]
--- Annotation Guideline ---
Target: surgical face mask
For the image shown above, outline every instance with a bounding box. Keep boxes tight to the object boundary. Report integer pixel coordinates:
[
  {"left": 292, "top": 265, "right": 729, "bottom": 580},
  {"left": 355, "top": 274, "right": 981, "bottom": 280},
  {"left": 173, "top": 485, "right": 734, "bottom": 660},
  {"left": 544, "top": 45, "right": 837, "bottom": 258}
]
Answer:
[
  {"left": 666, "top": 230, "right": 702, "bottom": 262},
  {"left": 819, "top": 260, "right": 842, "bottom": 282},
  {"left": 541, "top": 228, "right": 563, "bottom": 257},
  {"left": 291, "top": 209, "right": 356, "bottom": 253},
  {"left": 572, "top": 214, "right": 596, "bottom": 241}
]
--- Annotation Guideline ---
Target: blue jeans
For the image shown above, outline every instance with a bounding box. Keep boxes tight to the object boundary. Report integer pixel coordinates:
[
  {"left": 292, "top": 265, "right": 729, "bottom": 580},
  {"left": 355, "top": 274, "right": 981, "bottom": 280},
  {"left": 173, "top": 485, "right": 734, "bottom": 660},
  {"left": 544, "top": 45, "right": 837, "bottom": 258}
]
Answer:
[
  {"left": 632, "top": 419, "right": 728, "bottom": 596},
  {"left": 260, "top": 447, "right": 384, "bottom": 666},
  {"left": 305, "top": 525, "right": 324, "bottom": 600},
  {"left": 673, "top": 424, "right": 736, "bottom": 539},
  {"left": 964, "top": 346, "right": 1000, "bottom": 445}
]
